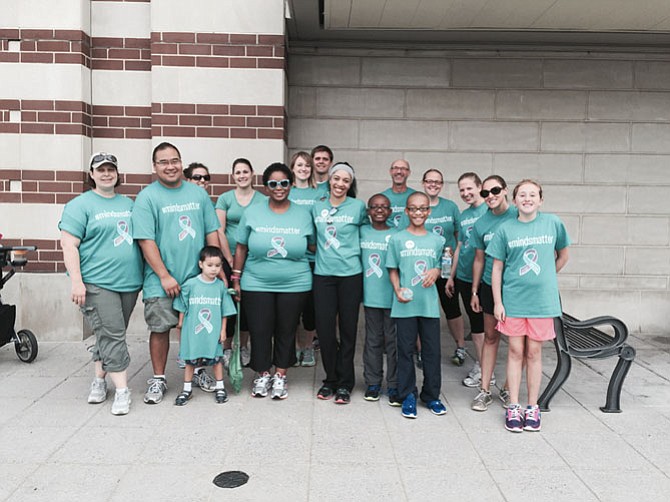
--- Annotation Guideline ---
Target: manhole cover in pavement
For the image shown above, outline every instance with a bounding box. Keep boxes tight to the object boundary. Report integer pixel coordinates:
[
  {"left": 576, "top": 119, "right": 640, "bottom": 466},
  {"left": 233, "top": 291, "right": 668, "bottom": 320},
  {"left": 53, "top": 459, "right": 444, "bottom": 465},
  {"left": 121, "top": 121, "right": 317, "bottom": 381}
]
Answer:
[{"left": 213, "top": 471, "right": 249, "bottom": 489}]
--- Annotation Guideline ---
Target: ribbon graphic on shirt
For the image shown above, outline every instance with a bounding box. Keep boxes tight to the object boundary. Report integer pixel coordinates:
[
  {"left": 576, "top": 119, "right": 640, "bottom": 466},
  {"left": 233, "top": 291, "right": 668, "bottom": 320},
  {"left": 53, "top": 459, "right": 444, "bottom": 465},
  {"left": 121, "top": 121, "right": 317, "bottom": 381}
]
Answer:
[
  {"left": 463, "top": 225, "right": 473, "bottom": 248},
  {"left": 432, "top": 226, "right": 444, "bottom": 236},
  {"left": 519, "top": 248, "right": 541, "bottom": 276},
  {"left": 411, "top": 260, "right": 427, "bottom": 286},
  {"left": 178, "top": 215, "right": 196, "bottom": 241},
  {"left": 393, "top": 214, "right": 402, "bottom": 227},
  {"left": 324, "top": 225, "right": 340, "bottom": 249},
  {"left": 366, "top": 253, "right": 383, "bottom": 278},
  {"left": 113, "top": 220, "right": 132, "bottom": 247},
  {"left": 194, "top": 308, "right": 213, "bottom": 334},
  {"left": 267, "top": 236, "right": 288, "bottom": 258}
]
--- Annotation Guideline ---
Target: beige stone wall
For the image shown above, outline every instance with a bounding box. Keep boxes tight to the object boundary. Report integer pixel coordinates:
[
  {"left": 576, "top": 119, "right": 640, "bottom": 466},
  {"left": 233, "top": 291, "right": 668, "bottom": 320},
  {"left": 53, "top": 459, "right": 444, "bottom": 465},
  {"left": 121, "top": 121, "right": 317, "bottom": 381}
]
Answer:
[{"left": 287, "top": 47, "right": 670, "bottom": 333}]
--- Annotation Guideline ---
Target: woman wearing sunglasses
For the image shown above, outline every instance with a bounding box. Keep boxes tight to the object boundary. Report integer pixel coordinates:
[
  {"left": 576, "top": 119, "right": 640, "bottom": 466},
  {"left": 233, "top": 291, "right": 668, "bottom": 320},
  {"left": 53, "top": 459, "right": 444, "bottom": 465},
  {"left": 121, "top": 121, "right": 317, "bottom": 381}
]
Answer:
[
  {"left": 184, "top": 162, "right": 211, "bottom": 193},
  {"left": 215, "top": 158, "right": 266, "bottom": 367},
  {"left": 232, "top": 163, "right": 314, "bottom": 400},
  {"left": 312, "top": 162, "right": 367, "bottom": 404},
  {"left": 59, "top": 152, "right": 143, "bottom": 415},
  {"left": 469, "top": 175, "right": 518, "bottom": 413},
  {"left": 288, "top": 151, "right": 321, "bottom": 367}
]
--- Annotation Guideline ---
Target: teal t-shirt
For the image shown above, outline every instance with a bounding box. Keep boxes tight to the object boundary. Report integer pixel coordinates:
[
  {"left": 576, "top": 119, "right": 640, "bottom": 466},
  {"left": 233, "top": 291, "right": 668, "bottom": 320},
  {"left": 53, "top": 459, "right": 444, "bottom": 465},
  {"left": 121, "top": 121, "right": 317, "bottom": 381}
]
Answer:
[
  {"left": 386, "top": 230, "right": 445, "bottom": 318},
  {"left": 316, "top": 180, "right": 330, "bottom": 196},
  {"left": 173, "top": 276, "right": 236, "bottom": 360},
  {"left": 470, "top": 206, "right": 518, "bottom": 286},
  {"left": 487, "top": 213, "right": 570, "bottom": 318},
  {"left": 237, "top": 201, "right": 314, "bottom": 292},
  {"left": 289, "top": 186, "right": 323, "bottom": 262},
  {"left": 215, "top": 190, "right": 266, "bottom": 255},
  {"left": 456, "top": 203, "right": 489, "bottom": 283},
  {"left": 312, "top": 197, "right": 367, "bottom": 276},
  {"left": 58, "top": 191, "right": 143, "bottom": 292},
  {"left": 397, "top": 197, "right": 460, "bottom": 249},
  {"left": 360, "top": 225, "right": 398, "bottom": 309},
  {"left": 132, "top": 181, "right": 220, "bottom": 298},
  {"left": 381, "top": 187, "right": 416, "bottom": 227}
]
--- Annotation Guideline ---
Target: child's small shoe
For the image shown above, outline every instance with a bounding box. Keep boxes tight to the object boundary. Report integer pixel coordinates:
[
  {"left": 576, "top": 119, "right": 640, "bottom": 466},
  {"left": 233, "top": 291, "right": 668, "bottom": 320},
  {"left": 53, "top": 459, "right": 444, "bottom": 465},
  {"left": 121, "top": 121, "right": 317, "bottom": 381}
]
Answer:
[
  {"left": 505, "top": 404, "right": 524, "bottom": 432},
  {"left": 425, "top": 399, "right": 447, "bottom": 416},
  {"left": 388, "top": 388, "right": 402, "bottom": 407},
  {"left": 215, "top": 388, "right": 229, "bottom": 404},
  {"left": 401, "top": 394, "right": 417, "bottom": 419},
  {"left": 175, "top": 390, "right": 192, "bottom": 406},
  {"left": 523, "top": 405, "right": 541, "bottom": 431}
]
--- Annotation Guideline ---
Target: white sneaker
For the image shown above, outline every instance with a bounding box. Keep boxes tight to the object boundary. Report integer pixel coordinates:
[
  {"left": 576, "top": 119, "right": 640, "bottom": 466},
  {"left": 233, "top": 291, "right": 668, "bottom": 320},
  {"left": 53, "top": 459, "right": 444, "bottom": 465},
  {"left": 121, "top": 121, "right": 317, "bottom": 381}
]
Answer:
[
  {"left": 251, "top": 372, "right": 273, "bottom": 398},
  {"left": 462, "top": 362, "right": 482, "bottom": 388},
  {"left": 111, "top": 389, "right": 131, "bottom": 415},
  {"left": 87, "top": 379, "right": 107, "bottom": 404},
  {"left": 192, "top": 368, "right": 216, "bottom": 393},
  {"left": 144, "top": 378, "right": 167, "bottom": 404},
  {"left": 271, "top": 373, "right": 288, "bottom": 400},
  {"left": 240, "top": 347, "right": 251, "bottom": 367}
]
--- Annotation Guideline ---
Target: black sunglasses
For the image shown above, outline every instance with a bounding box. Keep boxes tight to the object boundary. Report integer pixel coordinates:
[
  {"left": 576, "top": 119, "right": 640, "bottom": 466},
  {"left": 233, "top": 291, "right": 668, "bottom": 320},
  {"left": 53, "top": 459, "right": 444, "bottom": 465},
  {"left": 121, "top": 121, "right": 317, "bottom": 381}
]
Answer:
[
  {"left": 267, "top": 179, "right": 290, "bottom": 190},
  {"left": 480, "top": 186, "right": 503, "bottom": 198},
  {"left": 189, "top": 174, "right": 210, "bottom": 182}
]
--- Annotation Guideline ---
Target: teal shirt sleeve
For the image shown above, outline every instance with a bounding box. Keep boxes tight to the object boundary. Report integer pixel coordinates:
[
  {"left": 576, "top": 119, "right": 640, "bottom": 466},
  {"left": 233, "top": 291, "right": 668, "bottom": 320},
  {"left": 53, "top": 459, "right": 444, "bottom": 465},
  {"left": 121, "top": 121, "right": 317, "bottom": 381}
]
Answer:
[
  {"left": 58, "top": 197, "right": 87, "bottom": 239},
  {"left": 130, "top": 190, "right": 157, "bottom": 241}
]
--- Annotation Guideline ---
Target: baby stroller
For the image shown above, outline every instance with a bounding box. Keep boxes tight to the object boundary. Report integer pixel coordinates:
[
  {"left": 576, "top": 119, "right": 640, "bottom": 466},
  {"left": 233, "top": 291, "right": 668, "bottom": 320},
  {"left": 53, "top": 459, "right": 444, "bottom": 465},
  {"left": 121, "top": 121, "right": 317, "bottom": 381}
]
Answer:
[{"left": 0, "top": 245, "right": 38, "bottom": 362}]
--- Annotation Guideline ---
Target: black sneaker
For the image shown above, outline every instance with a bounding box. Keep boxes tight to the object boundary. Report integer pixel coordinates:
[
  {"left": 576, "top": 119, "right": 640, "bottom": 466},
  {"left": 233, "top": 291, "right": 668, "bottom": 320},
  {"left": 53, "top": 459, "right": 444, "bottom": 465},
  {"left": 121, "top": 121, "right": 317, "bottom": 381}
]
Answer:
[
  {"left": 174, "top": 390, "right": 192, "bottom": 406},
  {"left": 215, "top": 388, "right": 228, "bottom": 404},
  {"left": 317, "top": 385, "right": 334, "bottom": 400},
  {"left": 334, "top": 388, "right": 351, "bottom": 404},
  {"left": 364, "top": 385, "right": 381, "bottom": 401},
  {"left": 388, "top": 388, "right": 402, "bottom": 407}
]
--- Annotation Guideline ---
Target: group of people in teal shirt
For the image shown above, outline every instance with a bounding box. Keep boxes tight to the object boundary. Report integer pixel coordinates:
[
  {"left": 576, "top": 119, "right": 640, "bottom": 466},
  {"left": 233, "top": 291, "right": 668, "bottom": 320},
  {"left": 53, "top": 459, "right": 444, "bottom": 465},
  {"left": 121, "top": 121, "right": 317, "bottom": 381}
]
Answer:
[{"left": 60, "top": 142, "right": 570, "bottom": 433}]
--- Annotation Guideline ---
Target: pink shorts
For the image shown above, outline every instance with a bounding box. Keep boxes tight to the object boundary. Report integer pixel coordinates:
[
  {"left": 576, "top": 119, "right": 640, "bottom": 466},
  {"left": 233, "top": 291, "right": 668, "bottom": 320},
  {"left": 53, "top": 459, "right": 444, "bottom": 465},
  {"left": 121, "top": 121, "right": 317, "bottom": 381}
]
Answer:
[{"left": 496, "top": 317, "right": 556, "bottom": 342}]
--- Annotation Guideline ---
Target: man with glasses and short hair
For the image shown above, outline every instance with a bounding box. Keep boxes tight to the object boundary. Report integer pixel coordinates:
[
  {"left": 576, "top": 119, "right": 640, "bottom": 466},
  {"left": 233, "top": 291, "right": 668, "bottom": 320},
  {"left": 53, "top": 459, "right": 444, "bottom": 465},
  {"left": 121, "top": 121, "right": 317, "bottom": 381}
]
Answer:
[
  {"left": 132, "top": 142, "right": 221, "bottom": 404},
  {"left": 382, "top": 159, "right": 416, "bottom": 227}
]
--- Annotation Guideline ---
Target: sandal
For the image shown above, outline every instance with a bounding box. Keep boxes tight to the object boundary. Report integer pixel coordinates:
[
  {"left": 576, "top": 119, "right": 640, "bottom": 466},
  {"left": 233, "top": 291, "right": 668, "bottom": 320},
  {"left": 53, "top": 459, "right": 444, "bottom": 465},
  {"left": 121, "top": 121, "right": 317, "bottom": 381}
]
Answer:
[{"left": 174, "top": 390, "right": 192, "bottom": 406}]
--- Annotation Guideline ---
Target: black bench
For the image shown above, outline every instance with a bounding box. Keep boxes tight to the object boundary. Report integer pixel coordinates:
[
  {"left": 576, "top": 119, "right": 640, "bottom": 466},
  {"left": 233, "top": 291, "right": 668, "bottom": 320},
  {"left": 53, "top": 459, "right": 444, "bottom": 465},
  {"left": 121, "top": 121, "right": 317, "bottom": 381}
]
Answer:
[{"left": 538, "top": 312, "right": 636, "bottom": 413}]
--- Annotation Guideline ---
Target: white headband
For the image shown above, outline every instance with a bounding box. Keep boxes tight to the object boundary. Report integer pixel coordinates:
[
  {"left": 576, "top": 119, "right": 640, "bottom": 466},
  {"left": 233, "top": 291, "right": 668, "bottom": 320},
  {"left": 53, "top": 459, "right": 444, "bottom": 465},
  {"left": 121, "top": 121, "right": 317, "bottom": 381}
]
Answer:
[{"left": 329, "top": 162, "right": 355, "bottom": 180}]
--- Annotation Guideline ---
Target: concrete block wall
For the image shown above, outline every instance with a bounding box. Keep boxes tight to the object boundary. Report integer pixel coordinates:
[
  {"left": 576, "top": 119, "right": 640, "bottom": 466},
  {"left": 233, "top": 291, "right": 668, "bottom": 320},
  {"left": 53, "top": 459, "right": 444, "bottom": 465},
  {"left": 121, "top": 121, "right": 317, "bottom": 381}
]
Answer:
[
  {"left": 1, "top": 0, "right": 287, "bottom": 339},
  {"left": 287, "top": 47, "right": 670, "bottom": 334}
]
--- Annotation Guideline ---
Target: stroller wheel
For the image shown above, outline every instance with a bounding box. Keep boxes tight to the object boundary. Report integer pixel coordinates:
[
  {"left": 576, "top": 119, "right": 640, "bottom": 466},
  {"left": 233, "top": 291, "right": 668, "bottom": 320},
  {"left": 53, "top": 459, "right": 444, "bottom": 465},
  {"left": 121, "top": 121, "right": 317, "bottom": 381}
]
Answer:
[{"left": 15, "top": 329, "right": 38, "bottom": 363}]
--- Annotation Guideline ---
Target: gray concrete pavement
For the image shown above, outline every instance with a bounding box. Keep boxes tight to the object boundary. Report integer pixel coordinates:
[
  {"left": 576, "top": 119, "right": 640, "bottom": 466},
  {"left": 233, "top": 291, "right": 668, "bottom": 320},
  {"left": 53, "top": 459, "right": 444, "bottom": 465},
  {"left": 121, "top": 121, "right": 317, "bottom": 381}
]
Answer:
[{"left": 1, "top": 329, "right": 669, "bottom": 501}]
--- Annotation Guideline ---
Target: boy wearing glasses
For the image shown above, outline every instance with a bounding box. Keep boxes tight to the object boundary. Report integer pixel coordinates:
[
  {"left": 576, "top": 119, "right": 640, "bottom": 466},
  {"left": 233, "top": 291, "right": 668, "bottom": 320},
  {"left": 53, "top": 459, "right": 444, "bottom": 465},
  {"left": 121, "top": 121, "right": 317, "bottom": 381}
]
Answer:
[
  {"left": 386, "top": 192, "right": 448, "bottom": 418},
  {"left": 132, "top": 142, "right": 221, "bottom": 405},
  {"left": 360, "top": 194, "right": 399, "bottom": 404}
]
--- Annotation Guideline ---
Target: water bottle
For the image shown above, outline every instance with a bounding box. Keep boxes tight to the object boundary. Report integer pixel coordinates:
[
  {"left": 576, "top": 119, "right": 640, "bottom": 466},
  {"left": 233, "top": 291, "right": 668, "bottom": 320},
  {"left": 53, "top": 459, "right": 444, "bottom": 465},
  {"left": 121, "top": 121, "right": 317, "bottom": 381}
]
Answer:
[{"left": 441, "top": 247, "right": 452, "bottom": 279}]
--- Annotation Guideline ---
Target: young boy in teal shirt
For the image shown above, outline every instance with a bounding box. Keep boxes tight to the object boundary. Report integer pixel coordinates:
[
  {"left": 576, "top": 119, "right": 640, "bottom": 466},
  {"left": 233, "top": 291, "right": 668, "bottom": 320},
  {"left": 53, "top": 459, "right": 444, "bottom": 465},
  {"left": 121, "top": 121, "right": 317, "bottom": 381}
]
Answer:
[
  {"left": 361, "top": 194, "right": 399, "bottom": 404},
  {"left": 386, "top": 192, "right": 447, "bottom": 418}
]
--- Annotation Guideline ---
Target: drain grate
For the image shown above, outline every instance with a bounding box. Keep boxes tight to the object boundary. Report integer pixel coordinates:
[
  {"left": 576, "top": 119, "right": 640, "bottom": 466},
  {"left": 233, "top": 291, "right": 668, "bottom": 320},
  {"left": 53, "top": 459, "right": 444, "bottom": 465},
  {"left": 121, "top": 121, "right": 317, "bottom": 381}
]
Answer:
[{"left": 213, "top": 471, "right": 249, "bottom": 489}]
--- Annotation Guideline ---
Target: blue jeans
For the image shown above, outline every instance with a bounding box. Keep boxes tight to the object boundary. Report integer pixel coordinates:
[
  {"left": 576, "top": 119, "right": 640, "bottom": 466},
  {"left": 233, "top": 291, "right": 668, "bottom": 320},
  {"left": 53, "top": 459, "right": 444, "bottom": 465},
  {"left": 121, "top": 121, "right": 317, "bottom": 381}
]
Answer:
[{"left": 395, "top": 316, "right": 441, "bottom": 402}]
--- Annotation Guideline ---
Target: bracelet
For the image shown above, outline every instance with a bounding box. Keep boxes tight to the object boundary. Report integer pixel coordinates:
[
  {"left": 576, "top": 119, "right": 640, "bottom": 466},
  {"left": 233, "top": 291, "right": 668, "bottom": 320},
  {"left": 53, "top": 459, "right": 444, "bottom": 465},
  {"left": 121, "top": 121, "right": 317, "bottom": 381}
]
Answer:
[
  {"left": 232, "top": 269, "right": 242, "bottom": 274},
  {"left": 231, "top": 274, "right": 241, "bottom": 281},
  {"left": 471, "top": 291, "right": 478, "bottom": 296}
]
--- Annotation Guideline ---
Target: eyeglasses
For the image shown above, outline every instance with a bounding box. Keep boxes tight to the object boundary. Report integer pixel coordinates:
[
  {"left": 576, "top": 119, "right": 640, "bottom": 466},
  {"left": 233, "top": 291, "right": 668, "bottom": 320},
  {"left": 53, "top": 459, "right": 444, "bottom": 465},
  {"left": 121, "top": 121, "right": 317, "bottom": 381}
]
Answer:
[
  {"left": 480, "top": 186, "right": 503, "bottom": 198},
  {"left": 368, "top": 205, "right": 390, "bottom": 210},
  {"left": 267, "top": 179, "right": 290, "bottom": 190},
  {"left": 423, "top": 179, "right": 443, "bottom": 185},
  {"left": 155, "top": 158, "right": 182, "bottom": 167},
  {"left": 407, "top": 206, "right": 430, "bottom": 214},
  {"left": 91, "top": 153, "right": 117, "bottom": 165},
  {"left": 189, "top": 174, "right": 210, "bottom": 182},
  {"left": 391, "top": 166, "right": 409, "bottom": 171},
  {"left": 326, "top": 207, "right": 338, "bottom": 224}
]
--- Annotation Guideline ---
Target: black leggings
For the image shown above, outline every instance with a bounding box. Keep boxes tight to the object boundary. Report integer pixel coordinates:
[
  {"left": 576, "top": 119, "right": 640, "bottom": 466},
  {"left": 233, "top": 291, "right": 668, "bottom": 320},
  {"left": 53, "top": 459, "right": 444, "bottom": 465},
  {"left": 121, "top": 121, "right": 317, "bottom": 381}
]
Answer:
[
  {"left": 313, "top": 274, "right": 363, "bottom": 391},
  {"left": 243, "top": 290, "right": 308, "bottom": 372}
]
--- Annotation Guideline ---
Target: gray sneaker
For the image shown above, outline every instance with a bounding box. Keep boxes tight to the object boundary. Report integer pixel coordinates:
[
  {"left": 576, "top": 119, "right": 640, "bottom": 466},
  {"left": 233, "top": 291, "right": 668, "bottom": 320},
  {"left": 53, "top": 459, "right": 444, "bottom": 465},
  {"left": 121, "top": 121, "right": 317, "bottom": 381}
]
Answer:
[
  {"left": 301, "top": 347, "right": 316, "bottom": 367},
  {"left": 499, "top": 388, "right": 511, "bottom": 408},
  {"left": 192, "top": 369, "right": 216, "bottom": 393},
  {"left": 111, "top": 389, "right": 131, "bottom": 415},
  {"left": 471, "top": 389, "right": 493, "bottom": 412},
  {"left": 87, "top": 379, "right": 107, "bottom": 404},
  {"left": 251, "top": 372, "right": 273, "bottom": 398},
  {"left": 240, "top": 346, "right": 251, "bottom": 367},
  {"left": 462, "top": 362, "right": 482, "bottom": 388},
  {"left": 271, "top": 373, "right": 288, "bottom": 400},
  {"left": 144, "top": 378, "right": 167, "bottom": 404}
]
